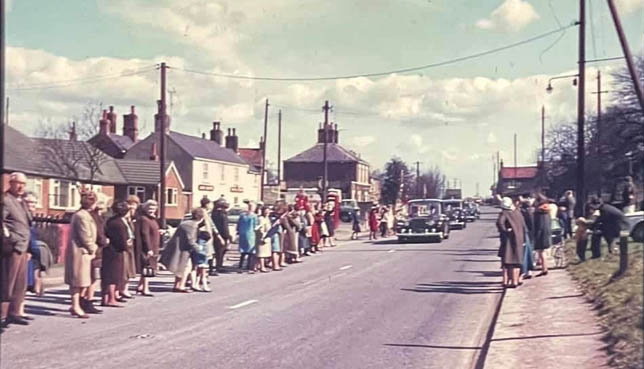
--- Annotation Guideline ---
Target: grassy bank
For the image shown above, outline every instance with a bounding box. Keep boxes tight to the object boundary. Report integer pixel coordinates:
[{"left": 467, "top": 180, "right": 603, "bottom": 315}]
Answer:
[{"left": 565, "top": 238, "right": 643, "bottom": 369}]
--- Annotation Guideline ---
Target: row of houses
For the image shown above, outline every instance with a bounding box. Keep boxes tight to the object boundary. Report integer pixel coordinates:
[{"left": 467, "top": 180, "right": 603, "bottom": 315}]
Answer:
[{"left": 4, "top": 102, "right": 380, "bottom": 223}]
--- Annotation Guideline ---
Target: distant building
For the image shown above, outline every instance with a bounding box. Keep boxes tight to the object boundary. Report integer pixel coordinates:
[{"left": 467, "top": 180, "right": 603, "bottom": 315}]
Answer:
[
  {"left": 284, "top": 123, "right": 371, "bottom": 202},
  {"left": 496, "top": 161, "right": 540, "bottom": 196},
  {"left": 88, "top": 105, "right": 138, "bottom": 158}
]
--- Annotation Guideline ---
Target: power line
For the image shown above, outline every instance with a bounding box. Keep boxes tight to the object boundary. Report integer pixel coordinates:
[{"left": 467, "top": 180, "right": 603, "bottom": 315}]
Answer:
[
  {"left": 171, "top": 24, "right": 576, "bottom": 82},
  {"left": 588, "top": 0, "right": 598, "bottom": 59},
  {"left": 7, "top": 66, "right": 157, "bottom": 91}
]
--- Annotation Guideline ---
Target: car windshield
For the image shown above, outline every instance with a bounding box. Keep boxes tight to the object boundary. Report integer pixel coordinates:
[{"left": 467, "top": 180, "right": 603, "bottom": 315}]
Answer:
[
  {"left": 443, "top": 201, "right": 462, "bottom": 209},
  {"left": 228, "top": 208, "right": 243, "bottom": 216},
  {"left": 408, "top": 201, "right": 441, "bottom": 217}
]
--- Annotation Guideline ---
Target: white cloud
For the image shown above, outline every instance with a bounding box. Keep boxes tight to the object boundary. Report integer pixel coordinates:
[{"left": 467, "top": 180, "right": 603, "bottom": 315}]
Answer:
[
  {"left": 352, "top": 135, "right": 376, "bottom": 148},
  {"left": 476, "top": 0, "right": 540, "bottom": 32},
  {"left": 616, "top": 0, "right": 644, "bottom": 14},
  {"left": 487, "top": 132, "right": 498, "bottom": 144}
]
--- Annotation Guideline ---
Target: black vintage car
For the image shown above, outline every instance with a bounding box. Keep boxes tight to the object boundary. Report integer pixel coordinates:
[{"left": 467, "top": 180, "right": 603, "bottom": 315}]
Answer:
[
  {"left": 443, "top": 199, "right": 467, "bottom": 230},
  {"left": 463, "top": 201, "right": 480, "bottom": 222},
  {"left": 397, "top": 199, "right": 450, "bottom": 243}
]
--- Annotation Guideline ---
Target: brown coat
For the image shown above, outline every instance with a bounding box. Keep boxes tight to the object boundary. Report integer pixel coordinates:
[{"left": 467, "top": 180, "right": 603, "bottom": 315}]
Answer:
[
  {"left": 64, "top": 209, "right": 98, "bottom": 288},
  {"left": 138, "top": 214, "right": 160, "bottom": 271},
  {"left": 496, "top": 209, "right": 525, "bottom": 266},
  {"left": 281, "top": 214, "right": 299, "bottom": 256}
]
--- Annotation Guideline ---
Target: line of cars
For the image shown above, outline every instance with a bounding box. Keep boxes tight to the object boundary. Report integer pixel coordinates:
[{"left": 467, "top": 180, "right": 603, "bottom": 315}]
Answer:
[{"left": 395, "top": 198, "right": 480, "bottom": 243}]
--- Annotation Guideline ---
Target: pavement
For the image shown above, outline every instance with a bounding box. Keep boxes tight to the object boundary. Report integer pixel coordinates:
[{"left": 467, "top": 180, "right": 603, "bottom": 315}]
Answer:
[
  {"left": 0, "top": 210, "right": 608, "bottom": 369},
  {"left": 484, "top": 257, "right": 609, "bottom": 369}
]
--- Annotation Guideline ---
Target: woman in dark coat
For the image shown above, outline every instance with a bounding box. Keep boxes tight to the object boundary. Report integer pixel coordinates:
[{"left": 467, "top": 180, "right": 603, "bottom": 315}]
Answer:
[
  {"left": 120, "top": 196, "right": 140, "bottom": 299},
  {"left": 533, "top": 195, "right": 552, "bottom": 277},
  {"left": 281, "top": 205, "right": 301, "bottom": 263},
  {"left": 136, "top": 200, "right": 160, "bottom": 296},
  {"left": 102, "top": 202, "right": 129, "bottom": 307},
  {"left": 496, "top": 197, "right": 525, "bottom": 288}
]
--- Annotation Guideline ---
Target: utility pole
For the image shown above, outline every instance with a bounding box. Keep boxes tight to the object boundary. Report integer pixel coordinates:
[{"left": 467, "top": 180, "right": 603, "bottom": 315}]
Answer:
[
  {"left": 1, "top": 0, "right": 6, "bottom": 271},
  {"left": 606, "top": 0, "right": 644, "bottom": 113},
  {"left": 541, "top": 105, "right": 545, "bottom": 164},
  {"left": 592, "top": 70, "right": 609, "bottom": 196},
  {"left": 514, "top": 133, "right": 518, "bottom": 178},
  {"left": 4, "top": 96, "right": 8, "bottom": 126},
  {"left": 260, "top": 98, "right": 269, "bottom": 202},
  {"left": 576, "top": 0, "right": 586, "bottom": 217},
  {"left": 159, "top": 62, "right": 167, "bottom": 228},
  {"left": 277, "top": 109, "right": 282, "bottom": 197},
  {"left": 414, "top": 161, "right": 421, "bottom": 198},
  {"left": 322, "top": 100, "right": 332, "bottom": 203}
]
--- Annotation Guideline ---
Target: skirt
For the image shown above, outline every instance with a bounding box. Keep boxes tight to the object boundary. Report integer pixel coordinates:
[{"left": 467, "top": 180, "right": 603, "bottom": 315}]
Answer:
[
  {"left": 271, "top": 234, "right": 281, "bottom": 253},
  {"left": 257, "top": 239, "right": 272, "bottom": 258}
]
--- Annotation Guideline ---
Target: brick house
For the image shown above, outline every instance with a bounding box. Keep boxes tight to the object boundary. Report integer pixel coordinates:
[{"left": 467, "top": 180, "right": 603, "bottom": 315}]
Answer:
[
  {"left": 283, "top": 123, "right": 371, "bottom": 201},
  {"left": 496, "top": 162, "right": 540, "bottom": 196},
  {"left": 88, "top": 105, "right": 138, "bottom": 158}
]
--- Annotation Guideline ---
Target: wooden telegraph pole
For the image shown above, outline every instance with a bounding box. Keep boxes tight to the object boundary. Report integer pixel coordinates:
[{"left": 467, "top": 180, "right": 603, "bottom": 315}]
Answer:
[
  {"left": 322, "top": 100, "right": 332, "bottom": 203},
  {"left": 576, "top": 0, "right": 586, "bottom": 217},
  {"left": 260, "top": 99, "right": 269, "bottom": 202},
  {"left": 159, "top": 62, "right": 167, "bottom": 228}
]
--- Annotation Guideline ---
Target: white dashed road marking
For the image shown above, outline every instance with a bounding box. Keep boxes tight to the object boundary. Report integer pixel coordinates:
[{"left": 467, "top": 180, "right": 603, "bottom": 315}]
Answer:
[
  {"left": 339, "top": 265, "right": 353, "bottom": 271},
  {"left": 229, "top": 299, "right": 258, "bottom": 310},
  {"left": 388, "top": 249, "right": 396, "bottom": 253}
]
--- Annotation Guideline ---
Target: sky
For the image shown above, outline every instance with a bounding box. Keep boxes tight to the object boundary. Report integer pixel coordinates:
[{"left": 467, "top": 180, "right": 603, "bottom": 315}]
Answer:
[{"left": 6, "top": 0, "right": 644, "bottom": 197}]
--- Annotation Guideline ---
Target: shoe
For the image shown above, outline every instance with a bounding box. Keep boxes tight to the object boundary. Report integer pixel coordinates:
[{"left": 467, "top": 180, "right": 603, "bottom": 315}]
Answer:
[
  {"left": 536, "top": 271, "right": 549, "bottom": 277},
  {"left": 121, "top": 293, "right": 134, "bottom": 299},
  {"left": 136, "top": 290, "right": 154, "bottom": 297},
  {"left": 81, "top": 299, "right": 103, "bottom": 314},
  {"left": 172, "top": 288, "right": 191, "bottom": 293},
  {"left": 115, "top": 297, "right": 127, "bottom": 303},
  {"left": 19, "top": 315, "right": 35, "bottom": 321},
  {"left": 202, "top": 285, "right": 212, "bottom": 292},
  {"left": 101, "top": 302, "right": 124, "bottom": 308},
  {"left": 523, "top": 275, "right": 533, "bottom": 280},
  {"left": 69, "top": 308, "right": 89, "bottom": 319},
  {"left": 6, "top": 315, "right": 30, "bottom": 326}
]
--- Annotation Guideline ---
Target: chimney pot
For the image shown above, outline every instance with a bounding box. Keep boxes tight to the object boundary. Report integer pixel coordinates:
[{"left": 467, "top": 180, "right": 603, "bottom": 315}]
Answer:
[{"left": 131, "top": 105, "right": 135, "bottom": 114}]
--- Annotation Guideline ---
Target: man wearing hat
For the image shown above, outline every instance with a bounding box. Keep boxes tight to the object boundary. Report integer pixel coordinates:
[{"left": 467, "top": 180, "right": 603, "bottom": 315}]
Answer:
[
  {"left": 210, "top": 198, "right": 232, "bottom": 274},
  {"left": 1, "top": 172, "right": 33, "bottom": 327}
]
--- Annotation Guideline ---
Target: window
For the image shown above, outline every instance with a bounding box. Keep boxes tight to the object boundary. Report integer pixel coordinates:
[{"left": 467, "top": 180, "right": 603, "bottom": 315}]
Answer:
[
  {"left": 234, "top": 167, "right": 239, "bottom": 183},
  {"left": 220, "top": 164, "right": 225, "bottom": 182},
  {"left": 51, "top": 180, "right": 75, "bottom": 208},
  {"left": 166, "top": 188, "right": 178, "bottom": 206},
  {"left": 128, "top": 186, "right": 146, "bottom": 202},
  {"left": 25, "top": 178, "right": 43, "bottom": 208},
  {"left": 202, "top": 163, "right": 209, "bottom": 180}
]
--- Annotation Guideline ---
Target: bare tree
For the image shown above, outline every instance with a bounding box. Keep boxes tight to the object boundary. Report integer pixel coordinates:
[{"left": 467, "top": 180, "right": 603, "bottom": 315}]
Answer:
[
  {"left": 415, "top": 166, "right": 446, "bottom": 199},
  {"left": 35, "top": 103, "right": 110, "bottom": 185}
]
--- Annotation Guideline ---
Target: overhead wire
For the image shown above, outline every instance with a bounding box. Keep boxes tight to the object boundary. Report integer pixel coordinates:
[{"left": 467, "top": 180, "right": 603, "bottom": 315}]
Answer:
[
  {"left": 170, "top": 24, "right": 576, "bottom": 82},
  {"left": 7, "top": 65, "right": 158, "bottom": 91},
  {"left": 540, "top": 1, "right": 569, "bottom": 63},
  {"left": 588, "top": 0, "right": 598, "bottom": 59}
]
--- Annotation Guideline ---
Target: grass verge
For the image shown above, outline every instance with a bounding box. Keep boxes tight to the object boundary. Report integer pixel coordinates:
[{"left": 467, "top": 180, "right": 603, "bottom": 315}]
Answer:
[{"left": 565, "top": 238, "right": 643, "bottom": 369}]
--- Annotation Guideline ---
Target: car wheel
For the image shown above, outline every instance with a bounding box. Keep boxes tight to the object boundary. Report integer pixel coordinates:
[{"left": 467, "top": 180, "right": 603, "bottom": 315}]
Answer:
[{"left": 632, "top": 223, "right": 644, "bottom": 242}]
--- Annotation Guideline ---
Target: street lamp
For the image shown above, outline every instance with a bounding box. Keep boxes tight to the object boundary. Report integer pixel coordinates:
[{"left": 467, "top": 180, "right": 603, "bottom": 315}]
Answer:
[{"left": 545, "top": 74, "right": 579, "bottom": 94}]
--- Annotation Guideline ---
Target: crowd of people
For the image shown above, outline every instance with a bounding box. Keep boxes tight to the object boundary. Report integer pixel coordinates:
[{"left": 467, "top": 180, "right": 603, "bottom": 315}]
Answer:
[
  {"left": 0, "top": 174, "right": 351, "bottom": 327},
  {"left": 496, "top": 189, "right": 631, "bottom": 288}
]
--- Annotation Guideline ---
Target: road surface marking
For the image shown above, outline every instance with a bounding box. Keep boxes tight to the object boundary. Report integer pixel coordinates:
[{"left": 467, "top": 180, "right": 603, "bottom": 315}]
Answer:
[
  {"left": 229, "top": 299, "right": 258, "bottom": 310},
  {"left": 339, "top": 265, "right": 353, "bottom": 271},
  {"left": 388, "top": 249, "right": 396, "bottom": 253}
]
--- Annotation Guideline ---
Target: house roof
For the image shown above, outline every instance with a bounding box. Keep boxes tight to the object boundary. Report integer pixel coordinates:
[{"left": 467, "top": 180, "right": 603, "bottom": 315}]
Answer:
[
  {"left": 285, "top": 143, "right": 368, "bottom": 164},
  {"left": 238, "top": 148, "right": 262, "bottom": 170},
  {"left": 108, "top": 134, "right": 135, "bottom": 151},
  {"left": 169, "top": 131, "right": 247, "bottom": 165},
  {"left": 500, "top": 166, "right": 539, "bottom": 180},
  {"left": 114, "top": 159, "right": 168, "bottom": 185}
]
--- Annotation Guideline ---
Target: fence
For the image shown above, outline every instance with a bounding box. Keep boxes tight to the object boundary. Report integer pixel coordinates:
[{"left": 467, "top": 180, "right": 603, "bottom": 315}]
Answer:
[{"left": 32, "top": 215, "right": 70, "bottom": 264}]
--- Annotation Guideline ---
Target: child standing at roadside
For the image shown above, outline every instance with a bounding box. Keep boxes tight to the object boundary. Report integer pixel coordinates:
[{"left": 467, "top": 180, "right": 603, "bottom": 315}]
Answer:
[{"left": 575, "top": 217, "right": 589, "bottom": 262}]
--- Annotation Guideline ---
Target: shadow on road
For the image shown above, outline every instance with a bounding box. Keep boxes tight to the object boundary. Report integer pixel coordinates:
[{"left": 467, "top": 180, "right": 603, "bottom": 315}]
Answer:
[
  {"left": 490, "top": 332, "right": 602, "bottom": 342},
  {"left": 401, "top": 281, "right": 503, "bottom": 295},
  {"left": 457, "top": 270, "right": 503, "bottom": 278},
  {"left": 384, "top": 343, "right": 482, "bottom": 350}
]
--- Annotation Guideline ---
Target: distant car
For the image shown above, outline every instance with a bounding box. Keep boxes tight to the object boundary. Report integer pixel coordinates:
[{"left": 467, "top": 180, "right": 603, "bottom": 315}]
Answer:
[
  {"left": 443, "top": 199, "right": 467, "bottom": 230},
  {"left": 626, "top": 211, "right": 644, "bottom": 242},
  {"left": 463, "top": 201, "right": 479, "bottom": 222},
  {"left": 340, "top": 199, "right": 359, "bottom": 222},
  {"left": 396, "top": 199, "right": 450, "bottom": 243}
]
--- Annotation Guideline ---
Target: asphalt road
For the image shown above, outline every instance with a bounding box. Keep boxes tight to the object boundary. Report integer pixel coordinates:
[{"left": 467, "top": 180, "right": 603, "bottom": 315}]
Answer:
[{"left": 0, "top": 209, "right": 504, "bottom": 369}]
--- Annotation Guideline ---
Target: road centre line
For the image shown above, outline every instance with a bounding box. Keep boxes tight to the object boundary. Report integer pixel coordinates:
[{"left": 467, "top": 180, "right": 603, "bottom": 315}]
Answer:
[
  {"left": 388, "top": 249, "right": 396, "bottom": 253},
  {"left": 339, "top": 265, "right": 353, "bottom": 271},
  {"left": 228, "top": 299, "right": 258, "bottom": 310}
]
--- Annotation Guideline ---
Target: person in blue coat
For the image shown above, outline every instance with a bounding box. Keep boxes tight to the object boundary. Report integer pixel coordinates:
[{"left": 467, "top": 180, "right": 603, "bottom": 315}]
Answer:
[{"left": 237, "top": 202, "right": 258, "bottom": 271}]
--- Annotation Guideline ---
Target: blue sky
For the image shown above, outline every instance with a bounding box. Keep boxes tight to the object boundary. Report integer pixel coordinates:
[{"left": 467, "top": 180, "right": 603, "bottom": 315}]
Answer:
[{"left": 6, "top": 0, "right": 644, "bottom": 196}]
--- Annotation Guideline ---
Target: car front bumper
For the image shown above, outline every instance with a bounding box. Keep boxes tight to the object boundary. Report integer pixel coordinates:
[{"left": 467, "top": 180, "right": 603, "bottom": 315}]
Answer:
[{"left": 396, "top": 231, "right": 442, "bottom": 238}]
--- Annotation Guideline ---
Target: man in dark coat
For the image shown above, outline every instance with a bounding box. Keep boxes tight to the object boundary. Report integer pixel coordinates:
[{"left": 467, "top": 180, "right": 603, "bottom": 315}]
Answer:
[
  {"left": 588, "top": 197, "right": 628, "bottom": 258},
  {"left": 1, "top": 172, "right": 32, "bottom": 328},
  {"left": 496, "top": 197, "right": 525, "bottom": 288},
  {"left": 211, "top": 199, "right": 231, "bottom": 273}
]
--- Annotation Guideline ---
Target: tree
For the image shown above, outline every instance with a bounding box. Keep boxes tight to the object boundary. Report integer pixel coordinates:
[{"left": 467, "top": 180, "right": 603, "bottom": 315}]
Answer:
[
  {"left": 381, "top": 157, "right": 413, "bottom": 206},
  {"left": 414, "top": 166, "right": 447, "bottom": 199},
  {"left": 35, "top": 103, "right": 110, "bottom": 185}
]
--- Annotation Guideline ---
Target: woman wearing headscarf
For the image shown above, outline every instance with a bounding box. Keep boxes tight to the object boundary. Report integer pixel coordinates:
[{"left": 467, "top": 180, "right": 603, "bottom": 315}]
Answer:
[
  {"left": 103, "top": 201, "right": 130, "bottom": 307},
  {"left": 496, "top": 197, "right": 525, "bottom": 288},
  {"left": 237, "top": 202, "right": 258, "bottom": 271},
  {"left": 121, "top": 195, "right": 140, "bottom": 299},
  {"left": 64, "top": 192, "right": 99, "bottom": 318},
  {"left": 255, "top": 205, "right": 272, "bottom": 273},
  {"left": 533, "top": 194, "right": 552, "bottom": 277},
  {"left": 136, "top": 200, "right": 160, "bottom": 296},
  {"left": 160, "top": 208, "right": 204, "bottom": 292}
]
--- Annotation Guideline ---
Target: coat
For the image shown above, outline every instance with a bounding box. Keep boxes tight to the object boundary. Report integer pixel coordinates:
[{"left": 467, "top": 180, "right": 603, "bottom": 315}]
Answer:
[
  {"left": 533, "top": 205, "right": 552, "bottom": 250},
  {"left": 103, "top": 215, "right": 129, "bottom": 285},
  {"left": 2, "top": 191, "right": 32, "bottom": 254},
  {"left": 89, "top": 210, "right": 108, "bottom": 269},
  {"left": 212, "top": 210, "right": 231, "bottom": 242},
  {"left": 64, "top": 209, "right": 98, "bottom": 288},
  {"left": 281, "top": 214, "right": 299, "bottom": 255},
  {"left": 138, "top": 214, "right": 161, "bottom": 271},
  {"left": 160, "top": 220, "right": 200, "bottom": 276},
  {"left": 368, "top": 211, "right": 379, "bottom": 232},
  {"left": 597, "top": 204, "right": 628, "bottom": 239},
  {"left": 256, "top": 215, "right": 272, "bottom": 258},
  {"left": 496, "top": 209, "right": 525, "bottom": 266},
  {"left": 237, "top": 212, "right": 258, "bottom": 254}
]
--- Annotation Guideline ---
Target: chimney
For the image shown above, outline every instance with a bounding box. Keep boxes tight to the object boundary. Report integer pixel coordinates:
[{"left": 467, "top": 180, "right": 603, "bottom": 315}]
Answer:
[
  {"left": 107, "top": 105, "right": 117, "bottom": 134},
  {"left": 231, "top": 128, "right": 239, "bottom": 153},
  {"left": 150, "top": 143, "right": 159, "bottom": 161},
  {"left": 210, "top": 121, "right": 223, "bottom": 145},
  {"left": 225, "top": 128, "right": 233, "bottom": 150},
  {"left": 69, "top": 121, "right": 77, "bottom": 141},
  {"left": 333, "top": 123, "right": 339, "bottom": 144},
  {"left": 154, "top": 100, "right": 170, "bottom": 133},
  {"left": 99, "top": 109, "right": 109, "bottom": 135},
  {"left": 122, "top": 105, "right": 139, "bottom": 143}
]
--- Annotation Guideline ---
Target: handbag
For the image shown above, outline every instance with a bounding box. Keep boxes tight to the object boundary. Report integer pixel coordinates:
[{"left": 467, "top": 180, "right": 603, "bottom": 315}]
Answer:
[{"left": 141, "top": 253, "right": 156, "bottom": 277}]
